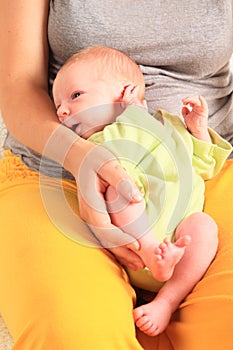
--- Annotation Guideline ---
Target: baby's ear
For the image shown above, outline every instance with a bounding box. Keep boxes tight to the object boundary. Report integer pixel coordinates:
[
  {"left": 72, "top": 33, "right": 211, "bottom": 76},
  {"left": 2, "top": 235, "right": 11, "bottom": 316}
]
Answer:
[{"left": 120, "top": 82, "right": 137, "bottom": 98}]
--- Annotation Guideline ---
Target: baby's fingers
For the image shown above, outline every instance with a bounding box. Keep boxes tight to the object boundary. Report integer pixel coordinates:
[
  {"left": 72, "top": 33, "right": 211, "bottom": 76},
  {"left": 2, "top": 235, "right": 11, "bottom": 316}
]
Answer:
[
  {"left": 98, "top": 155, "right": 143, "bottom": 203},
  {"left": 181, "top": 106, "right": 190, "bottom": 118},
  {"left": 182, "top": 95, "right": 208, "bottom": 115},
  {"left": 182, "top": 95, "right": 202, "bottom": 108},
  {"left": 182, "top": 95, "right": 208, "bottom": 109}
]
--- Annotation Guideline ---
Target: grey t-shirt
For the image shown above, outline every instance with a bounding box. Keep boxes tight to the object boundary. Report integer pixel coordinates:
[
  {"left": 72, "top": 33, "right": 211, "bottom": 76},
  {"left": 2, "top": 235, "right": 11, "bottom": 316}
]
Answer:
[{"left": 4, "top": 0, "right": 233, "bottom": 177}]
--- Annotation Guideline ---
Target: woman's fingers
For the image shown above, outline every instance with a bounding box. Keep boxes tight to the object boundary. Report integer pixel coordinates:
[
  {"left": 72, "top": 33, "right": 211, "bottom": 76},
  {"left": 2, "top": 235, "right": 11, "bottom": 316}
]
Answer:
[
  {"left": 90, "top": 223, "right": 140, "bottom": 249},
  {"left": 79, "top": 192, "right": 140, "bottom": 248},
  {"left": 78, "top": 144, "right": 143, "bottom": 206},
  {"left": 98, "top": 152, "right": 143, "bottom": 203},
  {"left": 109, "top": 246, "right": 145, "bottom": 270},
  {"left": 76, "top": 142, "right": 143, "bottom": 248}
]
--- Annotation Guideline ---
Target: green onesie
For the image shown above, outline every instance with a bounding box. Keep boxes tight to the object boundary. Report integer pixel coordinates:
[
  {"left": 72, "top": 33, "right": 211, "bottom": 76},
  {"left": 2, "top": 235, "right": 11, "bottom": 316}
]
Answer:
[{"left": 89, "top": 105, "right": 232, "bottom": 291}]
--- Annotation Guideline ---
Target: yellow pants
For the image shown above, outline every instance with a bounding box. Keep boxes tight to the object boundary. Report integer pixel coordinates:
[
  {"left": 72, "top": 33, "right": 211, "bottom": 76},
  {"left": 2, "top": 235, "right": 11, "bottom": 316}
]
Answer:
[{"left": 0, "top": 150, "right": 233, "bottom": 350}]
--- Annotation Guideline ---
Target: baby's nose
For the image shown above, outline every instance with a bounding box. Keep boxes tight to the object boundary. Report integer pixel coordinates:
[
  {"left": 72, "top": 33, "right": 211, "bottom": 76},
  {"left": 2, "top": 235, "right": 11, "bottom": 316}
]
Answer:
[{"left": 57, "top": 105, "right": 70, "bottom": 122}]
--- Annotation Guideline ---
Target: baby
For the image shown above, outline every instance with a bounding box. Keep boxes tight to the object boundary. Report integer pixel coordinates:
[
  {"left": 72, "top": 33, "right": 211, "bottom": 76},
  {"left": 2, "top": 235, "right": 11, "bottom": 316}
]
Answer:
[{"left": 52, "top": 45, "right": 232, "bottom": 336}]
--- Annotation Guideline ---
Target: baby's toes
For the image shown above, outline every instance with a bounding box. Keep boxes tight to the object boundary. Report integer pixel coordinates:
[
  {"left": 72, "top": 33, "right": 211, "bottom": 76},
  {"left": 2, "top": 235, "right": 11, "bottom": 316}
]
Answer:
[
  {"left": 135, "top": 315, "right": 151, "bottom": 330},
  {"left": 145, "top": 323, "right": 160, "bottom": 336},
  {"left": 159, "top": 241, "right": 168, "bottom": 252},
  {"left": 133, "top": 306, "right": 144, "bottom": 322},
  {"left": 154, "top": 246, "right": 162, "bottom": 258}
]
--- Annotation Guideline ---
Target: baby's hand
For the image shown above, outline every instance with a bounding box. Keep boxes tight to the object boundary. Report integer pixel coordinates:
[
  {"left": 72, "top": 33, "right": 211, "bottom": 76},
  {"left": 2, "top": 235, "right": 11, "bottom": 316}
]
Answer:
[
  {"left": 181, "top": 95, "right": 211, "bottom": 142},
  {"left": 121, "top": 83, "right": 148, "bottom": 110}
]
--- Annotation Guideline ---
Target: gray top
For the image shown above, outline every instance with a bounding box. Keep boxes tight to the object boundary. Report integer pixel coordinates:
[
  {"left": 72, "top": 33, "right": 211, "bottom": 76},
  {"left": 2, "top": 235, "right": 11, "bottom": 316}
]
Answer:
[{"left": 4, "top": 0, "right": 233, "bottom": 178}]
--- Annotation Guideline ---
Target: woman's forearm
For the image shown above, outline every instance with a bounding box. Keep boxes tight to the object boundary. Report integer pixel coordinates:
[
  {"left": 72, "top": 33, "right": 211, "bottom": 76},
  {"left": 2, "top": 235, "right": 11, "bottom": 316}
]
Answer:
[
  {"left": 0, "top": 81, "right": 91, "bottom": 176},
  {"left": 1, "top": 83, "right": 59, "bottom": 151}
]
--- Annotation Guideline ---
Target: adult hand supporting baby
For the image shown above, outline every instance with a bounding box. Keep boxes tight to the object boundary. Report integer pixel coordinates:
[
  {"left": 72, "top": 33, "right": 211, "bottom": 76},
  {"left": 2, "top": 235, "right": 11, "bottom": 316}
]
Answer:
[
  {"left": 77, "top": 140, "right": 146, "bottom": 270},
  {"left": 40, "top": 124, "right": 145, "bottom": 271}
]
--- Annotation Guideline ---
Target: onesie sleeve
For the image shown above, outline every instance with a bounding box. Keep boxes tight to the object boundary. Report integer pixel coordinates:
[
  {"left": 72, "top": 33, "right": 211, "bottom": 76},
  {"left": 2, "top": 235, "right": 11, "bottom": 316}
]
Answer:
[{"left": 191, "top": 128, "right": 232, "bottom": 180}]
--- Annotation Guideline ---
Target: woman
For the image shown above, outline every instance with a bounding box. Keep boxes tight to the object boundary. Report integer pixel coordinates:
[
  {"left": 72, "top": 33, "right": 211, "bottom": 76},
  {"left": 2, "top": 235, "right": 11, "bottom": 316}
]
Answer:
[{"left": 0, "top": 1, "right": 233, "bottom": 349}]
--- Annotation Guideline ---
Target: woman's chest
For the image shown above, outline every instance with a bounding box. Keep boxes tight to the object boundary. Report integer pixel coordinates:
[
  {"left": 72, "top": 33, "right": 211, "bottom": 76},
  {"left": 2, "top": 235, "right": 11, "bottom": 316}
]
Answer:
[{"left": 49, "top": 0, "right": 233, "bottom": 75}]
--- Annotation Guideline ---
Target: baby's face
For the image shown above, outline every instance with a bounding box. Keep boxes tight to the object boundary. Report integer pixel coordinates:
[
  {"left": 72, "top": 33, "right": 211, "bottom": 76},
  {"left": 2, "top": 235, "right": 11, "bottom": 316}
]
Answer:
[{"left": 53, "top": 61, "right": 122, "bottom": 139}]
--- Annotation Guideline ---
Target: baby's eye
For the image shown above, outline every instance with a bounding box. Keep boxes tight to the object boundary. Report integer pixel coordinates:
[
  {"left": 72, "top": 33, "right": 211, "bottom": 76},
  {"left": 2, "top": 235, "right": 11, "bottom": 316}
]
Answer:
[{"left": 72, "top": 92, "right": 81, "bottom": 100}]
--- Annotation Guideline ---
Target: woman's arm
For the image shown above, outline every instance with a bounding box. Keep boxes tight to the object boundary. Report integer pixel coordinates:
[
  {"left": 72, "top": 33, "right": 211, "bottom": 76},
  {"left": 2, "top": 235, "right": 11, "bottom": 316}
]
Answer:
[
  {"left": 0, "top": 1, "right": 58, "bottom": 151},
  {"left": 0, "top": 0, "right": 144, "bottom": 268},
  {"left": 0, "top": 1, "right": 94, "bottom": 173}
]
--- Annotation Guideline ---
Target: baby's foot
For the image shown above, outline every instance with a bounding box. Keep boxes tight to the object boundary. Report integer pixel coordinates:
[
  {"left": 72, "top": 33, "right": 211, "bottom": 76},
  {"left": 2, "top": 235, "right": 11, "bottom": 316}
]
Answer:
[
  {"left": 150, "top": 236, "right": 190, "bottom": 281},
  {"left": 133, "top": 297, "right": 172, "bottom": 336}
]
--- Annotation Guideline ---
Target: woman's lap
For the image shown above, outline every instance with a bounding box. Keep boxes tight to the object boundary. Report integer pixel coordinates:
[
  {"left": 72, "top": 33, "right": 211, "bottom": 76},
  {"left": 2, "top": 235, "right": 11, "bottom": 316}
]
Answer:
[
  {"left": 136, "top": 160, "right": 233, "bottom": 350},
  {"left": 158, "top": 159, "right": 233, "bottom": 350},
  {"left": 1, "top": 153, "right": 233, "bottom": 349},
  {"left": 0, "top": 152, "right": 142, "bottom": 349}
]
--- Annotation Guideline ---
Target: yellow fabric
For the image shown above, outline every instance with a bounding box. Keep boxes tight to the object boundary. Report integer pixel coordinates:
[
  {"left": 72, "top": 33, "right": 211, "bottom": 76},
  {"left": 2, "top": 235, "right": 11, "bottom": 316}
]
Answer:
[
  {"left": 0, "top": 150, "right": 233, "bottom": 349},
  {"left": 0, "top": 151, "right": 142, "bottom": 350}
]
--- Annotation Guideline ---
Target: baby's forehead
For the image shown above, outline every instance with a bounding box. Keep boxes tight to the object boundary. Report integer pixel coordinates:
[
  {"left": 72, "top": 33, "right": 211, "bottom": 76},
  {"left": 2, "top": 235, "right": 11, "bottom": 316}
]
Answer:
[
  {"left": 54, "top": 63, "right": 76, "bottom": 87},
  {"left": 58, "top": 61, "right": 77, "bottom": 77},
  {"left": 52, "top": 70, "right": 67, "bottom": 99}
]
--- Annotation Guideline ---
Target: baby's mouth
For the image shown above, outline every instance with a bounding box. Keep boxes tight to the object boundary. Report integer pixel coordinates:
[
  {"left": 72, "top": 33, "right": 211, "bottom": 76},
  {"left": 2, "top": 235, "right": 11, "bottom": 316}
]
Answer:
[
  {"left": 71, "top": 123, "right": 79, "bottom": 132},
  {"left": 70, "top": 123, "right": 82, "bottom": 136}
]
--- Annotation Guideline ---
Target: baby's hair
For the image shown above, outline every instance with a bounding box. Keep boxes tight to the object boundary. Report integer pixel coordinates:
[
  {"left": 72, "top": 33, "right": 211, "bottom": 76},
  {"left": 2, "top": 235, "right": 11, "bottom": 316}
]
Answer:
[{"left": 61, "top": 45, "right": 145, "bottom": 99}]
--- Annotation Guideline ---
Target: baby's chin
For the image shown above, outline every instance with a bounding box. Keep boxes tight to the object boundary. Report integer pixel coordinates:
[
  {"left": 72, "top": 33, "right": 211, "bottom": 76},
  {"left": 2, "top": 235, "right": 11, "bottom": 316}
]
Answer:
[
  {"left": 80, "top": 124, "right": 109, "bottom": 139},
  {"left": 70, "top": 124, "right": 94, "bottom": 139},
  {"left": 80, "top": 131, "right": 91, "bottom": 139}
]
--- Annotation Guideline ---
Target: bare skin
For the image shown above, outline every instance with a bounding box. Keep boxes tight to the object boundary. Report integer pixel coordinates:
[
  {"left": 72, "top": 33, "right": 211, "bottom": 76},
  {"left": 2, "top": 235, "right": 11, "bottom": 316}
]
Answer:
[
  {"left": 142, "top": 236, "right": 191, "bottom": 281},
  {"left": 106, "top": 185, "right": 191, "bottom": 281},
  {"left": 133, "top": 212, "right": 218, "bottom": 336},
  {"left": 133, "top": 297, "right": 172, "bottom": 336}
]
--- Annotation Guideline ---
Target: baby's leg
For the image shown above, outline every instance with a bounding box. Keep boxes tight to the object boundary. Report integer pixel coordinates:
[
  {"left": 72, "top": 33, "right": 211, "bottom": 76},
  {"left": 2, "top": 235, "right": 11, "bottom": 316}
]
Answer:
[
  {"left": 106, "top": 185, "right": 190, "bottom": 281},
  {"left": 133, "top": 212, "right": 218, "bottom": 336}
]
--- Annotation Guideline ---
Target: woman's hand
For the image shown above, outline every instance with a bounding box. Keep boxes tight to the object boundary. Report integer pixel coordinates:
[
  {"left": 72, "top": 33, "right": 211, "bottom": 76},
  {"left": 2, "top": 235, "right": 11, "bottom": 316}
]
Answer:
[
  {"left": 66, "top": 136, "right": 145, "bottom": 270},
  {"left": 42, "top": 126, "right": 145, "bottom": 270},
  {"left": 108, "top": 246, "right": 146, "bottom": 271}
]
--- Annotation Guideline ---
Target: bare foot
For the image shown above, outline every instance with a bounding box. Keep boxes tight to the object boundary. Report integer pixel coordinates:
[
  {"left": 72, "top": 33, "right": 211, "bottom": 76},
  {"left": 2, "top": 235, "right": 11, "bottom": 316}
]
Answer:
[
  {"left": 133, "top": 297, "right": 172, "bottom": 336},
  {"left": 149, "top": 236, "right": 191, "bottom": 281}
]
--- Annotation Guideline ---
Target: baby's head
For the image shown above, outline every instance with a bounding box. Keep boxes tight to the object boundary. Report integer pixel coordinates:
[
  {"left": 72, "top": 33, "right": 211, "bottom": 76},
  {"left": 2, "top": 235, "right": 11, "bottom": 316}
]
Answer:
[{"left": 53, "top": 45, "right": 145, "bottom": 138}]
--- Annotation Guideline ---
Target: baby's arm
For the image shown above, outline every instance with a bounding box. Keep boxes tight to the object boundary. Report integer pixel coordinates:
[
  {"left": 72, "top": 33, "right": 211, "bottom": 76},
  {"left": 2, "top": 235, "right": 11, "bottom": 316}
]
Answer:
[{"left": 182, "top": 95, "right": 211, "bottom": 142}]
